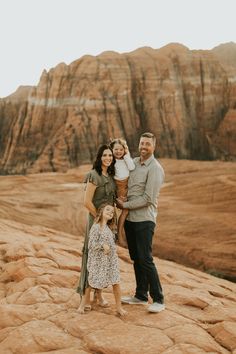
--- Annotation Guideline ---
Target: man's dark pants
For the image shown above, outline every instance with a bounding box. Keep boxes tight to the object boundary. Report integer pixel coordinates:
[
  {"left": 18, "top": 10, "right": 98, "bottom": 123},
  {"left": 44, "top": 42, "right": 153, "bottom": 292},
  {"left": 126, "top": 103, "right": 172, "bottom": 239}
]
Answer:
[{"left": 124, "top": 220, "right": 164, "bottom": 304}]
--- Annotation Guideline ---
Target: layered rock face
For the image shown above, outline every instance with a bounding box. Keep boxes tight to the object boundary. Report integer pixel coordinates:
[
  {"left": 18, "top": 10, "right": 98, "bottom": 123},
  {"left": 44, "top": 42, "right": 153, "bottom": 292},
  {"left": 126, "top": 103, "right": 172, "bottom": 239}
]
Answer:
[
  {"left": 0, "top": 44, "right": 236, "bottom": 174},
  {"left": 212, "top": 42, "right": 236, "bottom": 70},
  {"left": 0, "top": 86, "right": 33, "bottom": 174}
]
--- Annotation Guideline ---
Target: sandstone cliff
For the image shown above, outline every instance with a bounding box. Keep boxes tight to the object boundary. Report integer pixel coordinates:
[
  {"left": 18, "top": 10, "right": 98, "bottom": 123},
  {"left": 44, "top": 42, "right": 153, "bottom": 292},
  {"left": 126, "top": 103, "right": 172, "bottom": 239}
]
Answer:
[
  {"left": 0, "top": 43, "right": 236, "bottom": 174},
  {"left": 0, "top": 86, "right": 33, "bottom": 174},
  {"left": 212, "top": 42, "right": 236, "bottom": 70}
]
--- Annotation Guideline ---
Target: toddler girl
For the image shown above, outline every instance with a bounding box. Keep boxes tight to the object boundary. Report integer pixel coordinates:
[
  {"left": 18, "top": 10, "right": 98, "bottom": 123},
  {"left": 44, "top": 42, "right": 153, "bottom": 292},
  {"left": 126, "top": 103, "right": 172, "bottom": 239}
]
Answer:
[
  {"left": 78, "top": 203, "right": 126, "bottom": 316},
  {"left": 110, "top": 138, "right": 135, "bottom": 246}
]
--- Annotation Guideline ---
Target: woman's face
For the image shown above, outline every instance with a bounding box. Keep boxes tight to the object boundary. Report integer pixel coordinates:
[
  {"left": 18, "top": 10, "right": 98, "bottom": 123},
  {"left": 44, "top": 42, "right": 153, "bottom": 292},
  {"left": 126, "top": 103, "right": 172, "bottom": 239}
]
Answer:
[
  {"left": 102, "top": 205, "right": 114, "bottom": 221},
  {"left": 101, "top": 149, "right": 113, "bottom": 168},
  {"left": 113, "top": 143, "right": 125, "bottom": 159}
]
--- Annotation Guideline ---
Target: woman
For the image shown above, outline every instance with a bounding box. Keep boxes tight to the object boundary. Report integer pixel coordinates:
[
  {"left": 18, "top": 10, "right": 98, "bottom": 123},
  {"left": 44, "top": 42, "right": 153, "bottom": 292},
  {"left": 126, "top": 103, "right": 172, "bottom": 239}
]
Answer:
[{"left": 76, "top": 144, "right": 116, "bottom": 308}]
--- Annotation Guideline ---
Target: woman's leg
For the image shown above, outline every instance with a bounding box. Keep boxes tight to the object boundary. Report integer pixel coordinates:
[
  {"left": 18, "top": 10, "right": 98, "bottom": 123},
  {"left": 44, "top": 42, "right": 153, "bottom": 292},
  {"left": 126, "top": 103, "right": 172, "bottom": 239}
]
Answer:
[
  {"left": 78, "top": 286, "right": 91, "bottom": 313},
  {"left": 113, "top": 284, "right": 127, "bottom": 316}
]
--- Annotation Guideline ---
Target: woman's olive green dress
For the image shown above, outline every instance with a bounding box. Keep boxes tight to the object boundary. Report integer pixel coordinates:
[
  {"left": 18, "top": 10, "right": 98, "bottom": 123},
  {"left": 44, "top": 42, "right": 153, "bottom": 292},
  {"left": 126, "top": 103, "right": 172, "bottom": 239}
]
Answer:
[{"left": 76, "top": 169, "right": 116, "bottom": 295}]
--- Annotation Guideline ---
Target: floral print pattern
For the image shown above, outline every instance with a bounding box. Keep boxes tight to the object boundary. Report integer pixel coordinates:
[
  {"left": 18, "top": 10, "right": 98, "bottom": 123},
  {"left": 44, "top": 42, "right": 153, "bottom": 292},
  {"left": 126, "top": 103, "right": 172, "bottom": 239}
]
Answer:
[{"left": 87, "top": 223, "right": 120, "bottom": 289}]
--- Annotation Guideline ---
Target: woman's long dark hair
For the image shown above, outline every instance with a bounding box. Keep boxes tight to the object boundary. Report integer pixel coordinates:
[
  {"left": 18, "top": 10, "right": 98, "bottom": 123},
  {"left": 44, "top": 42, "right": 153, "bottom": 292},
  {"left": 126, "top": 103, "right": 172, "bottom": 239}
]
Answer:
[{"left": 93, "top": 144, "right": 115, "bottom": 176}]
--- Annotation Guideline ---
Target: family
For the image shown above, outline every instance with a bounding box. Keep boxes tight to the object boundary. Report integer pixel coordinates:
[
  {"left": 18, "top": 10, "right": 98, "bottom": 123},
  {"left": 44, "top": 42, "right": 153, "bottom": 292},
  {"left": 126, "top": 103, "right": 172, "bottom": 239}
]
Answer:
[{"left": 76, "top": 132, "right": 165, "bottom": 316}]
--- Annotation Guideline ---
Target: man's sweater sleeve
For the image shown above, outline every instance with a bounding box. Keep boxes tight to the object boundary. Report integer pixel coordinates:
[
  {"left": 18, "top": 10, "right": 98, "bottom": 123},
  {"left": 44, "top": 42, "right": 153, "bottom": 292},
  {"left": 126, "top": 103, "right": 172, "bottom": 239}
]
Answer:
[{"left": 123, "top": 165, "right": 164, "bottom": 210}]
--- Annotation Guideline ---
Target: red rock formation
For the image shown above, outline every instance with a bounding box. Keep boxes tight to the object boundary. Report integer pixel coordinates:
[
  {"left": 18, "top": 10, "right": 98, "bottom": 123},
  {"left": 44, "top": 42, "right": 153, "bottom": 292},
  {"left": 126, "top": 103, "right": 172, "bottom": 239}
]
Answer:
[
  {"left": 0, "top": 86, "right": 33, "bottom": 174},
  {"left": 0, "top": 44, "right": 236, "bottom": 174},
  {"left": 212, "top": 42, "right": 236, "bottom": 69},
  {"left": 209, "top": 109, "right": 236, "bottom": 159}
]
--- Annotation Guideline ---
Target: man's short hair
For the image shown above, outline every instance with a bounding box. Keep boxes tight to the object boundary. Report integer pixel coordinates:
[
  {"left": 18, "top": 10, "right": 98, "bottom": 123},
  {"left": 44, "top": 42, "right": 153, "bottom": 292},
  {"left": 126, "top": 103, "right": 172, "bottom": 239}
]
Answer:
[{"left": 140, "top": 132, "right": 156, "bottom": 146}]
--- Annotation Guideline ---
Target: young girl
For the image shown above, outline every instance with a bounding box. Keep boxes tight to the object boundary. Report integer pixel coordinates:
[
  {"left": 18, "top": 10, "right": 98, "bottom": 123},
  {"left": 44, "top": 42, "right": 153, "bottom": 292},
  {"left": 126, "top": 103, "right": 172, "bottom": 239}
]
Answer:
[
  {"left": 110, "top": 138, "right": 135, "bottom": 246},
  {"left": 78, "top": 203, "right": 126, "bottom": 316}
]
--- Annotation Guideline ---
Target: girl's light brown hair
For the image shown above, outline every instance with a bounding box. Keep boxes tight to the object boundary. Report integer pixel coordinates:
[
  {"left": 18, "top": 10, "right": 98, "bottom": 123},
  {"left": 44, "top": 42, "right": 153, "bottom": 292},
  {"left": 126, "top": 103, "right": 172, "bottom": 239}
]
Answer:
[{"left": 94, "top": 203, "right": 116, "bottom": 230}]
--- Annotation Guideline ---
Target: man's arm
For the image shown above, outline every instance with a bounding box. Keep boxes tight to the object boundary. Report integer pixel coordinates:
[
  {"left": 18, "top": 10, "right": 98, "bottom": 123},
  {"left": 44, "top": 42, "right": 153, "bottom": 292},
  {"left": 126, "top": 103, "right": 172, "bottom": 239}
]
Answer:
[{"left": 122, "top": 165, "right": 164, "bottom": 210}]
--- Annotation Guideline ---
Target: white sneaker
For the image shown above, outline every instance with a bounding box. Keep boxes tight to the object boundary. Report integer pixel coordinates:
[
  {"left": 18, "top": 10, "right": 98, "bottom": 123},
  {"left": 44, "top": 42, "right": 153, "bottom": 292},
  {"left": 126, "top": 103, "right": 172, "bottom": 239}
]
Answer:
[
  {"left": 147, "top": 302, "right": 165, "bottom": 313},
  {"left": 121, "top": 296, "right": 148, "bottom": 305}
]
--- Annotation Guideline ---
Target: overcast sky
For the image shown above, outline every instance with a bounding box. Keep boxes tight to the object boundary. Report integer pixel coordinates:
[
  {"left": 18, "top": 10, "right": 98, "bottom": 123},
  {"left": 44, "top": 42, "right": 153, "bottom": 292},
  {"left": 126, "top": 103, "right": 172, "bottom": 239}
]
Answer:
[{"left": 0, "top": 0, "right": 235, "bottom": 97}]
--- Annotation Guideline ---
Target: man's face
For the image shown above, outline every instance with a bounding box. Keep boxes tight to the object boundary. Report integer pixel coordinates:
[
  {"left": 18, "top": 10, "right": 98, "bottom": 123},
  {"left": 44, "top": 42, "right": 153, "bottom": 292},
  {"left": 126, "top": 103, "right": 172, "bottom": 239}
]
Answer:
[{"left": 139, "top": 137, "right": 155, "bottom": 160}]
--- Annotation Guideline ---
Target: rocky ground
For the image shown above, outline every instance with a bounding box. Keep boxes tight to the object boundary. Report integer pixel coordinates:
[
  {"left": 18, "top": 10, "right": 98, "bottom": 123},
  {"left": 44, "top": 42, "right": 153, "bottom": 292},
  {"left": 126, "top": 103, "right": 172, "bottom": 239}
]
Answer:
[{"left": 0, "top": 159, "right": 235, "bottom": 353}]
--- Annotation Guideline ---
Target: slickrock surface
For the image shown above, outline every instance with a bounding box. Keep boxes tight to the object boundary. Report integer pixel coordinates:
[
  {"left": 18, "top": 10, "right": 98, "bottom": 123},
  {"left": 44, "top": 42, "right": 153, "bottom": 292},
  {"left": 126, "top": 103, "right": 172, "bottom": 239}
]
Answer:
[
  {"left": 0, "top": 219, "right": 236, "bottom": 353},
  {"left": 0, "top": 160, "right": 235, "bottom": 353},
  {"left": 1, "top": 43, "right": 236, "bottom": 175}
]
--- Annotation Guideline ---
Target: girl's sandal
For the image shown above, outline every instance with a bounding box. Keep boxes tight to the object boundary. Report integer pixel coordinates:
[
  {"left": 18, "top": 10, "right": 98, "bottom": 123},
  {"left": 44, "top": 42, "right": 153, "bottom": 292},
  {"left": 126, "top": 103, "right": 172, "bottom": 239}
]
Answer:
[
  {"left": 117, "top": 308, "right": 127, "bottom": 316},
  {"left": 93, "top": 290, "right": 109, "bottom": 307},
  {"left": 77, "top": 307, "right": 85, "bottom": 314},
  {"left": 84, "top": 304, "right": 92, "bottom": 311},
  {"left": 98, "top": 299, "right": 109, "bottom": 308}
]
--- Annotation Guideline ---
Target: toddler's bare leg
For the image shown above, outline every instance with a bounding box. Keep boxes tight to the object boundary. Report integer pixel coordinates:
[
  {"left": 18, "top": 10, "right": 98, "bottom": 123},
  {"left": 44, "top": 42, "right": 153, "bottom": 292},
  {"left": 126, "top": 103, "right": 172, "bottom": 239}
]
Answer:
[
  {"left": 113, "top": 284, "right": 127, "bottom": 316},
  {"left": 78, "top": 287, "right": 91, "bottom": 314},
  {"left": 118, "top": 209, "right": 128, "bottom": 247},
  {"left": 93, "top": 289, "right": 109, "bottom": 307}
]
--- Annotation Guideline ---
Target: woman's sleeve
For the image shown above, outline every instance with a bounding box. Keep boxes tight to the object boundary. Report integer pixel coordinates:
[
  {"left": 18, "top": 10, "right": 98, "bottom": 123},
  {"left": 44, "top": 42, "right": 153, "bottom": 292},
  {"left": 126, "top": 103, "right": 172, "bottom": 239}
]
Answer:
[
  {"left": 124, "top": 153, "right": 135, "bottom": 171},
  {"left": 84, "top": 170, "right": 100, "bottom": 186}
]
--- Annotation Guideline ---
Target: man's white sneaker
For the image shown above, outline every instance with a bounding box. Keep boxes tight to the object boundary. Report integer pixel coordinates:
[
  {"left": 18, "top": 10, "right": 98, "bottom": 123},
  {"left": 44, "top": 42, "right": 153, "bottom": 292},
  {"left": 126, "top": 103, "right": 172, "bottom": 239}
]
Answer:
[
  {"left": 121, "top": 296, "right": 148, "bottom": 305},
  {"left": 147, "top": 302, "right": 165, "bottom": 313}
]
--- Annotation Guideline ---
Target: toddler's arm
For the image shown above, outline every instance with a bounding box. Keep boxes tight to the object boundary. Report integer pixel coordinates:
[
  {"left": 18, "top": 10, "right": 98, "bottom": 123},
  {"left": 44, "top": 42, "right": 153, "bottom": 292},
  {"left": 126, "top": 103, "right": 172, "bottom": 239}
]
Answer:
[{"left": 123, "top": 144, "right": 135, "bottom": 171}]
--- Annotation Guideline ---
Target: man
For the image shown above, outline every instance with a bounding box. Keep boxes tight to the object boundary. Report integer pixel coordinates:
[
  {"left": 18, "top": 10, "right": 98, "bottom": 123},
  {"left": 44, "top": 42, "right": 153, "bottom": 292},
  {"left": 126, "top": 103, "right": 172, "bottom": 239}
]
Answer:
[{"left": 117, "top": 132, "right": 165, "bottom": 313}]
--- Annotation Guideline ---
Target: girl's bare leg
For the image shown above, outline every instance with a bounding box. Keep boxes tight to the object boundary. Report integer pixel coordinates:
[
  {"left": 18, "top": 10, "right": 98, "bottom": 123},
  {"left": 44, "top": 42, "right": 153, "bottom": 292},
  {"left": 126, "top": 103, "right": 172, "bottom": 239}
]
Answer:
[
  {"left": 113, "top": 284, "right": 127, "bottom": 316},
  {"left": 93, "top": 289, "right": 109, "bottom": 307},
  {"left": 118, "top": 209, "right": 128, "bottom": 247},
  {"left": 78, "top": 287, "right": 91, "bottom": 314}
]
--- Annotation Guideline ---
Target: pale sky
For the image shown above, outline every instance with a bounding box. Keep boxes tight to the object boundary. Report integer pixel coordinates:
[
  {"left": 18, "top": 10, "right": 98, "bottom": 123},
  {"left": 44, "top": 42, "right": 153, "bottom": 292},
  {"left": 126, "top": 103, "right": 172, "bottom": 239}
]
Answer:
[{"left": 0, "top": 0, "right": 235, "bottom": 97}]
